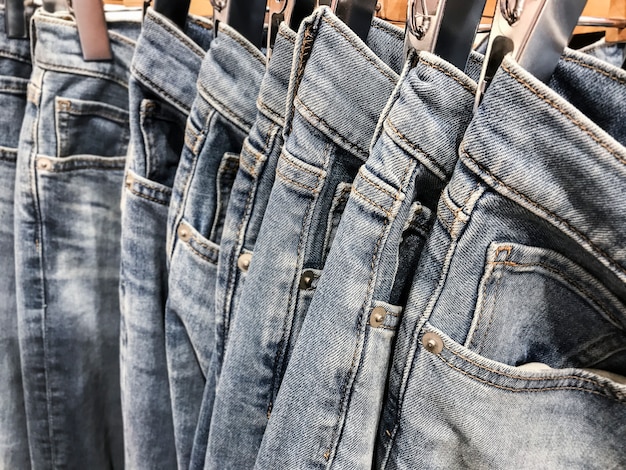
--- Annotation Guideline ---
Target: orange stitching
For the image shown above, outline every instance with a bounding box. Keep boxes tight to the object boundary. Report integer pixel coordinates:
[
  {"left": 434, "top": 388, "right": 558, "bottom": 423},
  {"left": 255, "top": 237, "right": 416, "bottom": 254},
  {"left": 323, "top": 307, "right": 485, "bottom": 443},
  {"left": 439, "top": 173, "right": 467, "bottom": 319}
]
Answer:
[
  {"left": 281, "top": 152, "right": 324, "bottom": 177},
  {"left": 385, "top": 118, "right": 448, "bottom": 180},
  {"left": 127, "top": 187, "right": 169, "bottom": 206},
  {"left": 352, "top": 187, "right": 391, "bottom": 217},
  {"left": 488, "top": 260, "right": 623, "bottom": 328},
  {"left": 322, "top": 15, "right": 397, "bottom": 84},
  {"left": 462, "top": 148, "right": 626, "bottom": 277},
  {"left": 218, "top": 27, "right": 266, "bottom": 65},
  {"left": 418, "top": 56, "right": 476, "bottom": 95},
  {"left": 502, "top": 63, "right": 626, "bottom": 167},
  {"left": 359, "top": 169, "right": 399, "bottom": 200},
  {"left": 275, "top": 168, "right": 319, "bottom": 193},
  {"left": 257, "top": 99, "right": 284, "bottom": 123},
  {"left": 562, "top": 56, "right": 626, "bottom": 87}
]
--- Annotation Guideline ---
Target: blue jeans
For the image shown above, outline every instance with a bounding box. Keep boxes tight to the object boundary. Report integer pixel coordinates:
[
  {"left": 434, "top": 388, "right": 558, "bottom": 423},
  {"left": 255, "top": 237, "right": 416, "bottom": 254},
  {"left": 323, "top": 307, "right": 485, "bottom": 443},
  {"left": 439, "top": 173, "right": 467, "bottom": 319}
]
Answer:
[
  {"left": 164, "top": 21, "right": 266, "bottom": 469},
  {"left": 255, "top": 50, "right": 484, "bottom": 470},
  {"left": 13, "top": 9, "right": 140, "bottom": 469},
  {"left": 376, "top": 48, "right": 626, "bottom": 469},
  {"left": 0, "top": 5, "right": 31, "bottom": 468},
  {"left": 188, "top": 23, "right": 297, "bottom": 470},
  {"left": 205, "top": 7, "right": 405, "bottom": 469},
  {"left": 119, "top": 8, "right": 212, "bottom": 470}
]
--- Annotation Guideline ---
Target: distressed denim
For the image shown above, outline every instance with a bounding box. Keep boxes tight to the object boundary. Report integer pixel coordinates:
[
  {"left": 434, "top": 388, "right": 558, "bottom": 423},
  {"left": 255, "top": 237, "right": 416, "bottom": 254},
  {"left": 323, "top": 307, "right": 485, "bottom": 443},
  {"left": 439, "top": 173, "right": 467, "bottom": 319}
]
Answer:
[
  {"left": 187, "top": 23, "right": 297, "bottom": 470},
  {"left": 0, "top": 4, "right": 31, "bottom": 468},
  {"left": 255, "top": 50, "right": 483, "bottom": 470},
  {"left": 164, "top": 22, "right": 265, "bottom": 469},
  {"left": 119, "top": 8, "right": 212, "bottom": 470},
  {"left": 205, "top": 7, "right": 405, "bottom": 469},
  {"left": 376, "top": 49, "right": 626, "bottom": 469},
  {"left": 13, "top": 9, "right": 140, "bottom": 469}
]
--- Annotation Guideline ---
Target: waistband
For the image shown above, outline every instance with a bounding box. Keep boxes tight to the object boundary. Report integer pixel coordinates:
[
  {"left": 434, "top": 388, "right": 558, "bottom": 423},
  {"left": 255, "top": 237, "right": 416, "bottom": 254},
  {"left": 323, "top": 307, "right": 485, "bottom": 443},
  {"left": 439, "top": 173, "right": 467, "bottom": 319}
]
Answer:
[
  {"left": 460, "top": 52, "right": 626, "bottom": 284},
  {"left": 131, "top": 8, "right": 213, "bottom": 114},
  {"left": 380, "top": 51, "right": 478, "bottom": 183},
  {"left": 286, "top": 6, "right": 405, "bottom": 161},
  {"left": 0, "top": 6, "right": 31, "bottom": 63},
  {"left": 195, "top": 21, "right": 266, "bottom": 133},
  {"left": 31, "top": 8, "right": 141, "bottom": 88},
  {"left": 256, "top": 22, "right": 296, "bottom": 127}
]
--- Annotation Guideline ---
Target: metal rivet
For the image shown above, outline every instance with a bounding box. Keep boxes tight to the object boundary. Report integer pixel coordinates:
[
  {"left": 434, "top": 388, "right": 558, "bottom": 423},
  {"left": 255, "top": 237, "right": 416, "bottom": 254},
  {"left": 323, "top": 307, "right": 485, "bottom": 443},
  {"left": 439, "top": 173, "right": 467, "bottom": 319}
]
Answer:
[
  {"left": 237, "top": 253, "right": 252, "bottom": 272},
  {"left": 37, "top": 158, "right": 51, "bottom": 171},
  {"left": 422, "top": 332, "right": 443, "bottom": 354},
  {"left": 58, "top": 99, "right": 71, "bottom": 111},
  {"left": 177, "top": 224, "right": 191, "bottom": 242},
  {"left": 369, "top": 306, "right": 387, "bottom": 328},
  {"left": 299, "top": 270, "right": 316, "bottom": 290},
  {"left": 124, "top": 173, "right": 133, "bottom": 188}
]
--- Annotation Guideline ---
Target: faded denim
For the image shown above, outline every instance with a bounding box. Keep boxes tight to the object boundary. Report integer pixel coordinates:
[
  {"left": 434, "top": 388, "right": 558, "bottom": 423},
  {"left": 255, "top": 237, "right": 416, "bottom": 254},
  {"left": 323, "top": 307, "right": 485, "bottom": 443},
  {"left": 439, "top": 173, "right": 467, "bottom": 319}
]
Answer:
[
  {"left": 0, "top": 4, "right": 31, "bottom": 468},
  {"left": 376, "top": 48, "right": 626, "bottom": 469},
  {"left": 119, "top": 8, "right": 212, "bottom": 470},
  {"left": 13, "top": 9, "right": 140, "bottom": 469},
  {"left": 164, "top": 21, "right": 265, "bottom": 469},
  {"left": 205, "top": 7, "right": 405, "bottom": 469},
  {"left": 255, "top": 50, "right": 483, "bottom": 470}
]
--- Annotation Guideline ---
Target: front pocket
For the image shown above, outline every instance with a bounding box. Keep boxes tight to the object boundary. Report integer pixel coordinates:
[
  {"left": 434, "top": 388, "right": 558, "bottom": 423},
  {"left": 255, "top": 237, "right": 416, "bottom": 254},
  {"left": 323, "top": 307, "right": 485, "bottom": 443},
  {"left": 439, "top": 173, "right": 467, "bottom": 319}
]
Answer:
[
  {"left": 55, "top": 96, "right": 130, "bottom": 158},
  {"left": 466, "top": 242, "right": 626, "bottom": 374}
]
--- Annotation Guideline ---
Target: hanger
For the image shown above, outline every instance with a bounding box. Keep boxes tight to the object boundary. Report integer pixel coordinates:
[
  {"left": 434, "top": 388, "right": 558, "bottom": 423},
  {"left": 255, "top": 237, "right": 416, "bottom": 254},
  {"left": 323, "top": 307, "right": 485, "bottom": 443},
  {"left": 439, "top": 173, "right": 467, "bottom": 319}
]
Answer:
[
  {"left": 211, "top": 0, "right": 267, "bottom": 49},
  {"left": 68, "top": 0, "right": 113, "bottom": 61},
  {"left": 268, "top": 0, "right": 318, "bottom": 57},
  {"left": 332, "top": 0, "right": 378, "bottom": 41},
  {"left": 5, "top": 0, "right": 32, "bottom": 38},
  {"left": 404, "top": 0, "right": 487, "bottom": 70},
  {"left": 153, "top": 0, "right": 191, "bottom": 30},
  {"left": 474, "top": 0, "right": 587, "bottom": 109}
]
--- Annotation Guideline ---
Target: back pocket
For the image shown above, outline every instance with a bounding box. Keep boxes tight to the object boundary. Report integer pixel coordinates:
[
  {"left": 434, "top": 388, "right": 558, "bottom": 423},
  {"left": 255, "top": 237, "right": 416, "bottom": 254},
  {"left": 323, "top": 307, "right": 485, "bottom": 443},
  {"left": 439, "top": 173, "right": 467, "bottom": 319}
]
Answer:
[
  {"left": 55, "top": 96, "right": 129, "bottom": 158},
  {"left": 466, "top": 242, "right": 626, "bottom": 374}
]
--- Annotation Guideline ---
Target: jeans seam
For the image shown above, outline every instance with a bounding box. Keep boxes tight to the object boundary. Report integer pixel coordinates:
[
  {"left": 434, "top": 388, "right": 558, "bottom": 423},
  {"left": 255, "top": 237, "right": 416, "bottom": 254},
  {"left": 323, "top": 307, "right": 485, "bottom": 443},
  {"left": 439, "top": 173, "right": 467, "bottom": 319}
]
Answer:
[
  {"left": 34, "top": 60, "right": 129, "bottom": 88},
  {"left": 502, "top": 62, "right": 626, "bottom": 167},
  {"left": 281, "top": 149, "right": 325, "bottom": 177},
  {"left": 462, "top": 148, "right": 626, "bottom": 278},
  {"left": 126, "top": 186, "right": 169, "bottom": 206},
  {"left": 133, "top": 66, "right": 191, "bottom": 114},
  {"left": 417, "top": 55, "right": 476, "bottom": 95},
  {"left": 218, "top": 26, "right": 266, "bottom": 66},
  {"left": 295, "top": 96, "right": 368, "bottom": 156},
  {"left": 275, "top": 168, "right": 319, "bottom": 193},
  {"left": 351, "top": 187, "right": 392, "bottom": 217},
  {"left": 561, "top": 56, "right": 626, "bottom": 86},
  {"left": 150, "top": 13, "right": 207, "bottom": 59},
  {"left": 198, "top": 85, "right": 253, "bottom": 133},
  {"left": 321, "top": 15, "right": 396, "bottom": 84}
]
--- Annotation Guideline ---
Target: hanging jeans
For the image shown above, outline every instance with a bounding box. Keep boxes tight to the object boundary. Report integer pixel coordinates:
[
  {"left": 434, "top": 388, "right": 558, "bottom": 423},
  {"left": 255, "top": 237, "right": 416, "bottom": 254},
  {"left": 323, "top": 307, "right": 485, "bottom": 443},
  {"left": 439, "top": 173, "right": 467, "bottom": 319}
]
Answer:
[
  {"left": 0, "top": 4, "right": 31, "bottom": 468},
  {"left": 205, "top": 7, "right": 405, "bottom": 469},
  {"left": 119, "top": 8, "right": 212, "bottom": 470},
  {"left": 13, "top": 8, "right": 140, "bottom": 469},
  {"left": 376, "top": 48, "right": 626, "bottom": 469},
  {"left": 189, "top": 23, "right": 297, "bottom": 469},
  {"left": 255, "top": 49, "right": 483, "bottom": 470},
  {"left": 164, "top": 21, "right": 266, "bottom": 469}
]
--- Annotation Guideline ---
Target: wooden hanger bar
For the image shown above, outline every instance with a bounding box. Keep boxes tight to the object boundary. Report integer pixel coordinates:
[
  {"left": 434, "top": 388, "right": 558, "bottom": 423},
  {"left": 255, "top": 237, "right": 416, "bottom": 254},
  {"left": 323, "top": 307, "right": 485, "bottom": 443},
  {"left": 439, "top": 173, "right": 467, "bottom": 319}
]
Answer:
[{"left": 607, "top": 0, "right": 626, "bottom": 41}]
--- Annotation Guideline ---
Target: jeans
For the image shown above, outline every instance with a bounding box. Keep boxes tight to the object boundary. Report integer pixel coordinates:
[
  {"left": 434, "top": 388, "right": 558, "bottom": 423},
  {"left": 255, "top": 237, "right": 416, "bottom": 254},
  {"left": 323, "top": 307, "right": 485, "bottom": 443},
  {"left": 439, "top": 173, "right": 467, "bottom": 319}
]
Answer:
[
  {"left": 187, "top": 23, "right": 297, "bottom": 470},
  {"left": 0, "top": 4, "right": 31, "bottom": 468},
  {"left": 376, "top": 48, "right": 626, "bottom": 469},
  {"left": 13, "top": 9, "right": 140, "bottom": 469},
  {"left": 164, "top": 21, "right": 266, "bottom": 469},
  {"left": 255, "top": 50, "right": 483, "bottom": 470},
  {"left": 205, "top": 7, "right": 405, "bottom": 469},
  {"left": 119, "top": 8, "right": 212, "bottom": 470}
]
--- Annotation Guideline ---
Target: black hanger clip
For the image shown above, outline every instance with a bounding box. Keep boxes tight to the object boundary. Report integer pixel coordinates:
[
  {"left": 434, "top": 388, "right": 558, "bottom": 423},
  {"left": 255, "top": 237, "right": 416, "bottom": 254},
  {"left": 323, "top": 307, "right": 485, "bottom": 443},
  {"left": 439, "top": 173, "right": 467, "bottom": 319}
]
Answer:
[
  {"left": 474, "top": 0, "right": 587, "bottom": 110},
  {"left": 5, "top": 0, "right": 35, "bottom": 39},
  {"left": 404, "top": 0, "right": 486, "bottom": 70},
  {"left": 268, "top": 0, "right": 317, "bottom": 58},
  {"left": 211, "top": 0, "right": 267, "bottom": 50}
]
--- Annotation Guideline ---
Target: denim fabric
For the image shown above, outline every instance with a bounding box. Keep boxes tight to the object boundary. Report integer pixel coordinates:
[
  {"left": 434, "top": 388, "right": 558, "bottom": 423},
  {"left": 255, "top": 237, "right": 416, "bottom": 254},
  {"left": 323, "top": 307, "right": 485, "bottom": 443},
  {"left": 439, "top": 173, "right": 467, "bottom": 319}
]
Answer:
[
  {"left": 255, "top": 50, "right": 483, "bottom": 470},
  {"left": 13, "top": 9, "right": 140, "bottom": 469},
  {"left": 0, "top": 5, "right": 31, "bottom": 468},
  {"left": 376, "top": 49, "right": 626, "bottom": 469},
  {"left": 186, "top": 23, "right": 296, "bottom": 470},
  {"left": 164, "top": 22, "right": 265, "bottom": 469},
  {"left": 119, "top": 8, "right": 212, "bottom": 470},
  {"left": 205, "top": 7, "right": 405, "bottom": 469}
]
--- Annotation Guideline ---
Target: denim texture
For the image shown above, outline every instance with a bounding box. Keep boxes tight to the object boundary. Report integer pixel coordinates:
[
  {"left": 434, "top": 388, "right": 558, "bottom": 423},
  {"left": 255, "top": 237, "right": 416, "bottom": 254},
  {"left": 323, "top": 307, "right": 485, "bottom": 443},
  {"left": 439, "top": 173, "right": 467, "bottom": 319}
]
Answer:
[
  {"left": 119, "top": 8, "right": 212, "bottom": 470},
  {"left": 164, "top": 22, "right": 265, "bottom": 469},
  {"left": 376, "top": 49, "right": 626, "bottom": 469},
  {"left": 13, "top": 9, "right": 140, "bottom": 469},
  {"left": 187, "top": 23, "right": 296, "bottom": 470},
  {"left": 255, "top": 50, "right": 483, "bottom": 470},
  {"left": 205, "top": 7, "right": 405, "bottom": 469},
  {"left": 0, "top": 5, "right": 31, "bottom": 468}
]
